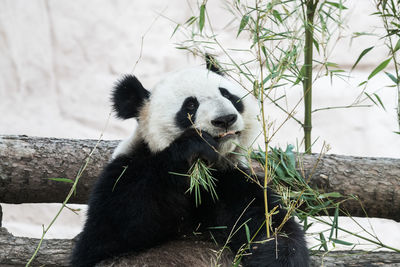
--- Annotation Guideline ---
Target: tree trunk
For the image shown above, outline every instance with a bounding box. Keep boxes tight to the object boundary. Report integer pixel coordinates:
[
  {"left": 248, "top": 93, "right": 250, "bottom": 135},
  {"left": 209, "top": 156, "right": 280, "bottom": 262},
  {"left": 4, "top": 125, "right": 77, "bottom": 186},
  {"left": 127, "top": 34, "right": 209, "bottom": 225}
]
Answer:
[
  {"left": 1, "top": 227, "right": 400, "bottom": 267},
  {"left": 1, "top": 135, "right": 400, "bottom": 221}
]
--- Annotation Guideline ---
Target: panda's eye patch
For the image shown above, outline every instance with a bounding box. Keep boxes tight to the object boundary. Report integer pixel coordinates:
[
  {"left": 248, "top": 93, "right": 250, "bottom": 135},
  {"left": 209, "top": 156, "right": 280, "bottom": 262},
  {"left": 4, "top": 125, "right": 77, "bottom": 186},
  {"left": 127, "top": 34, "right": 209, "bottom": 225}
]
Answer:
[
  {"left": 219, "top": 88, "right": 232, "bottom": 100},
  {"left": 183, "top": 97, "right": 199, "bottom": 111},
  {"left": 219, "top": 87, "right": 244, "bottom": 113},
  {"left": 176, "top": 97, "right": 199, "bottom": 129}
]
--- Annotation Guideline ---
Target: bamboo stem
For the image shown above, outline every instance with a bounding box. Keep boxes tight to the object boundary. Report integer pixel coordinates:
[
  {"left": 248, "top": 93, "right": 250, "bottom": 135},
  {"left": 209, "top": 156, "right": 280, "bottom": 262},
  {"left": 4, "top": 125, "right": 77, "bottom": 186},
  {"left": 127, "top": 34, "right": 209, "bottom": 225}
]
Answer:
[
  {"left": 303, "top": 1, "right": 317, "bottom": 154},
  {"left": 254, "top": 1, "right": 271, "bottom": 239}
]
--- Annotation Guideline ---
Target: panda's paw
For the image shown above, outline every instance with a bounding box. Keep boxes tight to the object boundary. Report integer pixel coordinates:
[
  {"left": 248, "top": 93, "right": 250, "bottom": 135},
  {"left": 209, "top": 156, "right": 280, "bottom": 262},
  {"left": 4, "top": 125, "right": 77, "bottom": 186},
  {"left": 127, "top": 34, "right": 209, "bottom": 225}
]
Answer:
[
  {"left": 179, "top": 128, "right": 219, "bottom": 164},
  {"left": 195, "top": 131, "right": 220, "bottom": 164}
]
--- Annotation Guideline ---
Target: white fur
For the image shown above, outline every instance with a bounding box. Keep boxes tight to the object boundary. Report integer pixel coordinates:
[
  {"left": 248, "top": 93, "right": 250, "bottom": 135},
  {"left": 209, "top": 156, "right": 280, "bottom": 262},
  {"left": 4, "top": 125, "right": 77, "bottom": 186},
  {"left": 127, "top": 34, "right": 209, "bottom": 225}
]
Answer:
[
  {"left": 114, "top": 68, "right": 259, "bottom": 160},
  {"left": 112, "top": 131, "right": 137, "bottom": 159}
]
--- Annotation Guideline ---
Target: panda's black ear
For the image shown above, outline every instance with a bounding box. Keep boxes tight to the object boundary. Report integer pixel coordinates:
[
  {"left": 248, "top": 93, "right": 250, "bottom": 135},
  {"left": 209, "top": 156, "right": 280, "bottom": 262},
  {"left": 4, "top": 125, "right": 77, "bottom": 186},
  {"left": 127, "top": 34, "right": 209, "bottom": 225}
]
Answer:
[
  {"left": 205, "top": 54, "right": 224, "bottom": 76},
  {"left": 112, "top": 75, "right": 150, "bottom": 119}
]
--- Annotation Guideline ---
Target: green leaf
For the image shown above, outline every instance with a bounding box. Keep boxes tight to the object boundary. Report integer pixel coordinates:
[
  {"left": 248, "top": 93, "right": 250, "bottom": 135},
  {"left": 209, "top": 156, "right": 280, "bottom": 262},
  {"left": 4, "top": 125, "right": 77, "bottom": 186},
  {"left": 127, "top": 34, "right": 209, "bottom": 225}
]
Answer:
[
  {"left": 313, "top": 37, "right": 320, "bottom": 54},
  {"left": 329, "top": 205, "right": 339, "bottom": 240},
  {"left": 351, "top": 46, "right": 374, "bottom": 70},
  {"left": 325, "top": 1, "right": 348, "bottom": 9},
  {"left": 185, "top": 16, "right": 197, "bottom": 26},
  {"left": 245, "top": 224, "right": 251, "bottom": 243},
  {"left": 364, "top": 92, "right": 377, "bottom": 106},
  {"left": 272, "top": 10, "right": 282, "bottom": 23},
  {"left": 206, "top": 226, "right": 227, "bottom": 230},
  {"left": 331, "top": 238, "right": 354, "bottom": 246},
  {"left": 373, "top": 93, "right": 386, "bottom": 111},
  {"left": 368, "top": 58, "right": 391, "bottom": 80},
  {"left": 237, "top": 15, "right": 250, "bottom": 37},
  {"left": 199, "top": 4, "right": 206, "bottom": 33},
  {"left": 384, "top": 71, "right": 399, "bottom": 84},
  {"left": 318, "top": 192, "right": 342, "bottom": 199},
  {"left": 319, "top": 233, "right": 329, "bottom": 251},
  {"left": 261, "top": 45, "right": 267, "bottom": 58},
  {"left": 48, "top": 178, "right": 74, "bottom": 183},
  {"left": 358, "top": 80, "right": 367, "bottom": 87},
  {"left": 294, "top": 65, "right": 306, "bottom": 85},
  {"left": 393, "top": 39, "right": 400, "bottom": 53},
  {"left": 171, "top": 24, "right": 181, "bottom": 38}
]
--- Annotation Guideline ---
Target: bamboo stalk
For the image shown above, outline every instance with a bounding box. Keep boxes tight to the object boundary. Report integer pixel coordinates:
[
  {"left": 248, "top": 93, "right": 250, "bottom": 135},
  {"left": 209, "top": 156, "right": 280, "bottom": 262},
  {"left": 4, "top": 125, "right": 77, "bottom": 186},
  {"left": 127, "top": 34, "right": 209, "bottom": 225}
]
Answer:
[{"left": 303, "top": 1, "right": 317, "bottom": 154}]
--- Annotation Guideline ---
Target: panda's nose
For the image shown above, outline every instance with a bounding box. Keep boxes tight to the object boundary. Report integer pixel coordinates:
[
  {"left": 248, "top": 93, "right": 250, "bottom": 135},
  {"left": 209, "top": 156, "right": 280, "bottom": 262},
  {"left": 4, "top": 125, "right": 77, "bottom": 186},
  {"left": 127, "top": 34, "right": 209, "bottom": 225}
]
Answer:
[{"left": 211, "top": 114, "right": 237, "bottom": 129}]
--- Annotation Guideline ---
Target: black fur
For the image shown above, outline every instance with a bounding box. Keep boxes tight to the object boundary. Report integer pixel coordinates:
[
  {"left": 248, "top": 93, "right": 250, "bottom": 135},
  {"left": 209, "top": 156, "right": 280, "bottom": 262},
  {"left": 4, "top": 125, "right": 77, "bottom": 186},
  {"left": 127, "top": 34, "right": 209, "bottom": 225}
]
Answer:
[
  {"left": 205, "top": 54, "right": 224, "bottom": 76},
  {"left": 71, "top": 131, "right": 309, "bottom": 267},
  {"left": 219, "top": 87, "right": 244, "bottom": 113},
  {"left": 175, "top": 97, "right": 199, "bottom": 130},
  {"left": 112, "top": 75, "right": 150, "bottom": 119}
]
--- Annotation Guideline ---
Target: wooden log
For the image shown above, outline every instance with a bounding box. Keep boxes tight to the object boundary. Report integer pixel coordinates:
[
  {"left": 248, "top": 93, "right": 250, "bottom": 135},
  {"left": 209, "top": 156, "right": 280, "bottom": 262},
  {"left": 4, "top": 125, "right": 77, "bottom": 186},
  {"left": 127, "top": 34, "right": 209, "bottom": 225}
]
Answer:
[
  {"left": 1, "top": 227, "right": 400, "bottom": 267},
  {"left": 0, "top": 135, "right": 118, "bottom": 204},
  {"left": 0, "top": 227, "right": 72, "bottom": 266},
  {"left": 0, "top": 135, "right": 400, "bottom": 221},
  {"left": 301, "top": 154, "right": 400, "bottom": 221}
]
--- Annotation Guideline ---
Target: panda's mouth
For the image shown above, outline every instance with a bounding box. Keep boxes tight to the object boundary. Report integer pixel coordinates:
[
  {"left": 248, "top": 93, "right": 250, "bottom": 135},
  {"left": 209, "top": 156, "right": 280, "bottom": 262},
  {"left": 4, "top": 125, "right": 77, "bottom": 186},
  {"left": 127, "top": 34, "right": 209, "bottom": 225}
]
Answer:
[{"left": 216, "top": 130, "right": 240, "bottom": 140}]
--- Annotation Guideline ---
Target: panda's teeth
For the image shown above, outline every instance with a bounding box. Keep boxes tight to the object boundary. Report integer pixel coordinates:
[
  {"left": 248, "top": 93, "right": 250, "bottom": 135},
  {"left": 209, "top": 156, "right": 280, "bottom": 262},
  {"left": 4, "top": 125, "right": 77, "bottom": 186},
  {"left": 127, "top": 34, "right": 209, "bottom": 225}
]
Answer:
[{"left": 218, "top": 131, "right": 236, "bottom": 138}]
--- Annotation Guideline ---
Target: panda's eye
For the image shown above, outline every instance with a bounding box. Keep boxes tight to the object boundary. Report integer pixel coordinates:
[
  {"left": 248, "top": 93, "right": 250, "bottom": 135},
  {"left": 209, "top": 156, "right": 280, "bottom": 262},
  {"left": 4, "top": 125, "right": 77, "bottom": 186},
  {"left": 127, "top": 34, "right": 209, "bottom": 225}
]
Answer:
[
  {"left": 183, "top": 97, "right": 198, "bottom": 111},
  {"left": 186, "top": 101, "right": 196, "bottom": 110}
]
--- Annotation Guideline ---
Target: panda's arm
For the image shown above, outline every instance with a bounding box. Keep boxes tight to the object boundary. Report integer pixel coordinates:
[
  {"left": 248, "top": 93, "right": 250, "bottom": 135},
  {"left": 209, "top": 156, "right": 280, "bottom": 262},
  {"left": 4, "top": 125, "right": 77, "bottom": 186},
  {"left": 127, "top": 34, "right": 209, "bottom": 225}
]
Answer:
[
  {"left": 205, "top": 169, "right": 309, "bottom": 267},
  {"left": 159, "top": 128, "right": 219, "bottom": 167},
  {"left": 71, "top": 155, "right": 194, "bottom": 267}
]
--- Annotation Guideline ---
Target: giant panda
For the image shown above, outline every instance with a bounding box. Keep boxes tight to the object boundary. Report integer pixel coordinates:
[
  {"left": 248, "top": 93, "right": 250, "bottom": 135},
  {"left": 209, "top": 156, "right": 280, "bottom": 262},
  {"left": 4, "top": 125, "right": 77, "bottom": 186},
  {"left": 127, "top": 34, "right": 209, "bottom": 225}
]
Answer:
[{"left": 71, "top": 58, "right": 309, "bottom": 267}]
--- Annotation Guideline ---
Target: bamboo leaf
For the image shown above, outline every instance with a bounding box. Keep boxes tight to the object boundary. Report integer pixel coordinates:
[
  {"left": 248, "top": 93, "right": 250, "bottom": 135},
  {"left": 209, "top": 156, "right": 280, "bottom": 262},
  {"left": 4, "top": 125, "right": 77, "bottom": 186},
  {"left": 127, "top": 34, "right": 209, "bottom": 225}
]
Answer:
[
  {"left": 334, "top": 205, "right": 339, "bottom": 238},
  {"left": 199, "top": 4, "right": 206, "bottom": 33},
  {"left": 393, "top": 39, "right": 400, "bottom": 53},
  {"left": 245, "top": 224, "right": 251, "bottom": 243},
  {"left": 294, "top": 65, "right": 305, "bottom": 85},
  {"left": 368, "top": 58, "right": 391, "bottom": 80},
  {"left": 319, "top": 233, "right": 329, "bottom": 251},
  {"left": 171, "top": 24, "right": 181, "bottom": 38},
  {"left": 318, "top": 192, "right": 342, "bottom": 198},
  {"left": 364, "top": 92, "right": 378, "bottom": 106},
  {"left": 384, "top": 71, "right": 399, "bottom": 84},
  {"left": 358, "top": 80, "right": 367, "bottom": 87},
  {"left": 351, "top": 46, "right": 374, "bottom": 70},
  {"left": 237, "top": 15, "right": 250, "bottom": 37},
  {"left": 313, "top": 38, "right": 320, "bottom": 54},
  {"left": 48, "top": 178, "right": 74, "bottom": 183},
  {"left": 325, "top": 1, "right": 348, "bottom": 9},
  {"left": 331, "top": 238, "right": 354, "bottom": 246},
  {"left": 272, "top": 10, "right": 282, "bottom": 23},
  {"left": 185, "top": 16, "right": 197, "bottom": 26},
  {"left": 373, "top": 93, "right": 386, "bottom": 111},
  {"left": 329, "top": 205, "right": 339, "bottom": 240}
]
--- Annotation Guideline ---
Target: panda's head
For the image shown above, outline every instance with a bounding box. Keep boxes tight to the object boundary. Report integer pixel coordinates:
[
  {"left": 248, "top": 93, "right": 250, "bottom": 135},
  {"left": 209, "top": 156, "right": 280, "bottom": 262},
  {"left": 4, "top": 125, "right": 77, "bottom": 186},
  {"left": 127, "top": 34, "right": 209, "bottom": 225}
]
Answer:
[{"left": 112, "top": 61, "right": 259, "bottom": 163}]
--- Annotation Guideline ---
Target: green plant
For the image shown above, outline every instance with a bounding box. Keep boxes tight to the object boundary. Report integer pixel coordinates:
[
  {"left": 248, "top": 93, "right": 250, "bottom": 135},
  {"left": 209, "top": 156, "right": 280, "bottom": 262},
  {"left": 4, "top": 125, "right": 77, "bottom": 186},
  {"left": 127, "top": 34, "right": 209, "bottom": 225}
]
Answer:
[
  {"left": 173, "top": 0, "right": 400, "bottom": 261},
  {"left": 171, "top": 159, "right": 219, "bottom": 206},
  {"left": 174, "top": 2, "right": 350, "bottom": 246},
  {"left": 351, "top": 0, "right": 400, "bottom": 133},
  {"left": 375, "top": 0, "right": 400, "bottom": 131}
]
